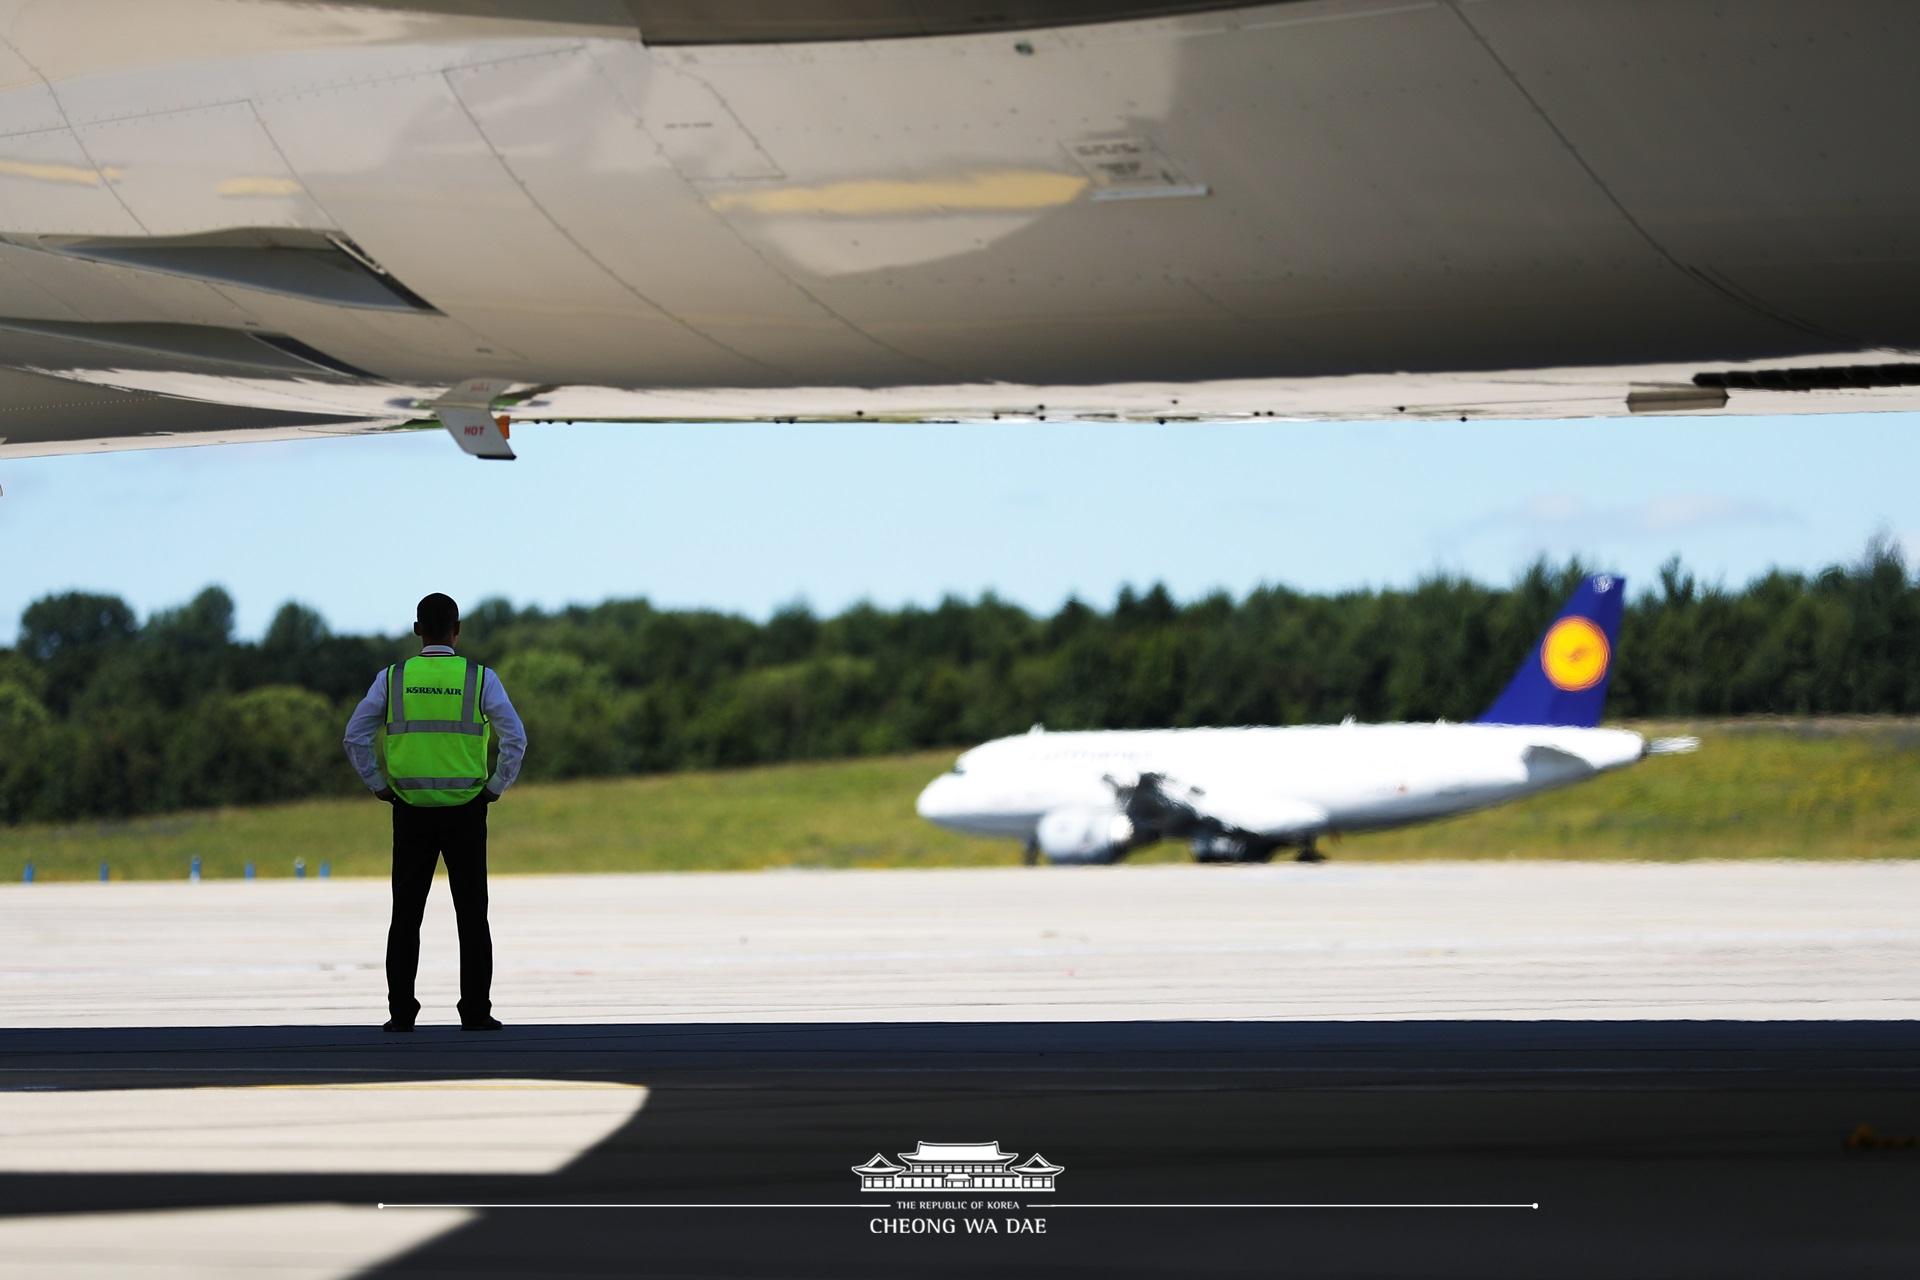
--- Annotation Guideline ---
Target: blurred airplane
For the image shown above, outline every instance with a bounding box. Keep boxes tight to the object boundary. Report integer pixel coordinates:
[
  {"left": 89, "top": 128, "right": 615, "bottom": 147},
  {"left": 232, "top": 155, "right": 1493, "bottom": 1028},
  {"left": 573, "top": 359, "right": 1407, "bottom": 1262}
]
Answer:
[
  {"left": 0, "top": 4, "right": 1919, "bottom": 461},
  {"left": 916, "top": 575, "right": 1699, "bottom": 864}
]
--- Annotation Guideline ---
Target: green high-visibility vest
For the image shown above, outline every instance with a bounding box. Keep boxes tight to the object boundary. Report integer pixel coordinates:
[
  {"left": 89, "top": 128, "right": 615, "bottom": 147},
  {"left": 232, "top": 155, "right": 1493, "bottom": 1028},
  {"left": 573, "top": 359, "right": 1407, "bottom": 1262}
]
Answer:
[{"left": 382, "top": 654, "right": 492, "bottom": 806}]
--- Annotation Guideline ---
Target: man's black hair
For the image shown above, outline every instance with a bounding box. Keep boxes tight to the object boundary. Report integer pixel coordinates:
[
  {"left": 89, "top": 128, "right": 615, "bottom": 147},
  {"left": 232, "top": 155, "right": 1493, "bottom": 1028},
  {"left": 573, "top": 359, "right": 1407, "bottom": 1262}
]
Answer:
[{"left": 416, "top": 593, "right": 460, "bottom": 642}]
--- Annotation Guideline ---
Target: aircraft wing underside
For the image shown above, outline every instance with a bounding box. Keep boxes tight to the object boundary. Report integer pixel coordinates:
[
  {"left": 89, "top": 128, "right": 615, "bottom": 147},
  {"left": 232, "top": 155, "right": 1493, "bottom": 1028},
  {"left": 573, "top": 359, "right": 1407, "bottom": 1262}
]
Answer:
[
  {"left": 0, "top": 0, "right": 1916, "bottom": 458},
  {"left": 7, "top": 351, "right": 1920, "bottom": 463}
]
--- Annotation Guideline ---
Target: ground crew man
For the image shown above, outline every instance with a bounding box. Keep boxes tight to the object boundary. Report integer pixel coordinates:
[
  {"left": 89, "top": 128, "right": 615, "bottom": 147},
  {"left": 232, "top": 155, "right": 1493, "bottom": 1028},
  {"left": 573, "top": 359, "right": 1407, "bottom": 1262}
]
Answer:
[{"left": 342, "top": 593, "right": 527, "bottom": 1032}]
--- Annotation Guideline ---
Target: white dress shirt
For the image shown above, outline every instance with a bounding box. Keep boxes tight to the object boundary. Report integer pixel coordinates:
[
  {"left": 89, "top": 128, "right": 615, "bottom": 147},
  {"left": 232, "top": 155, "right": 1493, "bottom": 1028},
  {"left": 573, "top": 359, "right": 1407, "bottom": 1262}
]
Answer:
[{"left": 342, "top": 644, "right": 528, "bottom": 796}]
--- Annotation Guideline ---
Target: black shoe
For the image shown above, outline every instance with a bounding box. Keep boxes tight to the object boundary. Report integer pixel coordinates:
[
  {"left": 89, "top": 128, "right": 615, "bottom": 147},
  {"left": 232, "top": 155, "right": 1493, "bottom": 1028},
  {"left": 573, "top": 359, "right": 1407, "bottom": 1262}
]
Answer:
[
  {"left": 382, "top": 1017, "right": 415, "bottom": 1033},
  {"left": 460, "top": 1015, "right": 503, "bottom": 1032}
]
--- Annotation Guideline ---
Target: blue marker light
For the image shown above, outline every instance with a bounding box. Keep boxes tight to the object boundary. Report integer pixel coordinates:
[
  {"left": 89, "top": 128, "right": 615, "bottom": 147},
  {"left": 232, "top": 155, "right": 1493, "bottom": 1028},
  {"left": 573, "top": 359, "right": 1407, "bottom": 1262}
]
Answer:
[
  {"left": 319, "top": 861, "right": 331, "bottom": 879},
  {"left": 244, "top": 862, "right": 255, "bottom": 880},
  {"left": 190, "top": 855, "right": 201, "bottom": 883},
  {"left": 22, "top": 861, "right": 33, "bottom": 883},
  {"left": 98, "top": 861, "right": 109, "bottom": 883},
  {"left": 295, "top": 858, "right": 306, "bottom": 879}
]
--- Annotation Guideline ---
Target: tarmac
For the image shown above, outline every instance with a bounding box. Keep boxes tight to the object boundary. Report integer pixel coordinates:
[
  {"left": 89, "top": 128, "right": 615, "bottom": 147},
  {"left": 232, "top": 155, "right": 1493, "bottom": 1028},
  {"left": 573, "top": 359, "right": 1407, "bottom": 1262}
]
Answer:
[{"left": 1, "top": 862, "right": 1917, "bottom": 1277}]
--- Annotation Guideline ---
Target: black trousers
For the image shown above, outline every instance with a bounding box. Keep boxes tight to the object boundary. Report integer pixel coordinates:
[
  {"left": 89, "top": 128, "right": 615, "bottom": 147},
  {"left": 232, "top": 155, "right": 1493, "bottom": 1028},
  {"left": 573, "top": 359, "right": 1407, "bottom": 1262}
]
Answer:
[{"left": 386, "top": 797, "right": 492, "bottom": 1022}]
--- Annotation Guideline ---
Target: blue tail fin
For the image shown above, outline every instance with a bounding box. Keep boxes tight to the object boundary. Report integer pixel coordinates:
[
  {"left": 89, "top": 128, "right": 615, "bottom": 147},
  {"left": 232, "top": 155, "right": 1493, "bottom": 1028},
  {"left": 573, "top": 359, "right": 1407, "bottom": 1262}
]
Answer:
[{"left": 1477, "top": 574, "right": 1624, "bottom": 727}]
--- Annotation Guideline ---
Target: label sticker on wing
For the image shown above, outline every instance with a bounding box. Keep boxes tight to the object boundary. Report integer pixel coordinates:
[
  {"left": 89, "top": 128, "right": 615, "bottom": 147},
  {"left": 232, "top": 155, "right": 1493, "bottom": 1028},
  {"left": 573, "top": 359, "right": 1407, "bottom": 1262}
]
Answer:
[{"left": 1065, "top": 136, "right": 1208, "bottom": 201}]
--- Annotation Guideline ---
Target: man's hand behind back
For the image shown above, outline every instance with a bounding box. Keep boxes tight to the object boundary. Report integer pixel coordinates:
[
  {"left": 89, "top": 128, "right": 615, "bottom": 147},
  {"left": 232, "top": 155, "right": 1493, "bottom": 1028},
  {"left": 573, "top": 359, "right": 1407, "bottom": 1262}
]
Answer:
[{"left": 374, "top": 787, "right": 397, "bottom": 803}]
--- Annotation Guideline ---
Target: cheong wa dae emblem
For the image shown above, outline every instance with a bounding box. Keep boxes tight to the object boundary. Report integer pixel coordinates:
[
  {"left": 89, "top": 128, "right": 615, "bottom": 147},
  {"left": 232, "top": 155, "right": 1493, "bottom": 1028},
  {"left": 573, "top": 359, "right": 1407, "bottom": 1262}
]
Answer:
[{"left": 853, "top": 1142, "right": 1064, "bottom": 1191}]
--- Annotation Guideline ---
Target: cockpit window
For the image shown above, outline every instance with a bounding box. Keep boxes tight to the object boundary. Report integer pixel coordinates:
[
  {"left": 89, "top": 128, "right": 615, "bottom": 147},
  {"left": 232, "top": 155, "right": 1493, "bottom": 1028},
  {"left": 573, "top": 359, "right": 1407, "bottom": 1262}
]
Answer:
[{"left": 949, "top": 760, "right": 967, "bottom": 775}]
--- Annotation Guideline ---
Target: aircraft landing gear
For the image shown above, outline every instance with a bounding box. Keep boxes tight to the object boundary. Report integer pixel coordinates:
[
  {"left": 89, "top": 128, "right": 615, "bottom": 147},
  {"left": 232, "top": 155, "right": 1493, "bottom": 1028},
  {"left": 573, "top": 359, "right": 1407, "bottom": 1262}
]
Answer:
[
  {"left": 1294, "top": 839, "right": 1327, "bottom": 864},
  {"left": 1022, "top": 838, "right": 1040, "bottom": 867},
  {"left": 1191, "top": 835, "right": 1278, "bottom": 864}
]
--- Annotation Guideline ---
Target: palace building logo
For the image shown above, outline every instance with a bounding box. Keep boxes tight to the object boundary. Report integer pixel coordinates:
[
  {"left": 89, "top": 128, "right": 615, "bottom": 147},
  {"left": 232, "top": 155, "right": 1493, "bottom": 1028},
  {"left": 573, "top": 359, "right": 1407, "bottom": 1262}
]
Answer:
[
  {"left": 853, "top": 1141, "right": 1065, "bottom": 1192},
  {"left": 1539, "top": 615, "right": 1609, "bottom": 691}
]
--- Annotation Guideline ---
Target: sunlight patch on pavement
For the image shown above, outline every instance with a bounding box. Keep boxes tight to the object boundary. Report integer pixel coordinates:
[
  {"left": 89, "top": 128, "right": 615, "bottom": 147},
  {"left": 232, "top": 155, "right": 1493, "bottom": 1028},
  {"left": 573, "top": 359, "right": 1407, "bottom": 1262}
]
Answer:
[
  {"left": 0, "top": 1079, "right": 647, "bottom": 1174},
  {"left": 0, "top": 1203, "right": 472, "bottom": 1279}
]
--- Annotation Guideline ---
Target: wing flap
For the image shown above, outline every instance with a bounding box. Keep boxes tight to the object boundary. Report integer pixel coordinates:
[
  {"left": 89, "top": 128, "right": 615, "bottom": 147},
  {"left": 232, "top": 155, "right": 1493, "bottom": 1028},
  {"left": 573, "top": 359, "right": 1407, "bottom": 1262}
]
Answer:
[{"left": 0, "top": 367, "right": 391, "bottom": 459}]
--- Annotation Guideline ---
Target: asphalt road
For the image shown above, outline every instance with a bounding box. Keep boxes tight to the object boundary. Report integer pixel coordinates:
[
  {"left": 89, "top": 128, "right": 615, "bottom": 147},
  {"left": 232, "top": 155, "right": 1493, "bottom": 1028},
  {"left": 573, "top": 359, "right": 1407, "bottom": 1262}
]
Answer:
[{"left": 1, "top": 864, "right": 1915, "bottom": 1277}]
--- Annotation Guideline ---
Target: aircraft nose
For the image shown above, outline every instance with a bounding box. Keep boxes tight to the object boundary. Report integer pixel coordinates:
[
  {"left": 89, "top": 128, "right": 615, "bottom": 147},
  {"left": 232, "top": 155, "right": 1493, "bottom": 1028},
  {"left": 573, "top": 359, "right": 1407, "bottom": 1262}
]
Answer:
[{"left": 916, "top": 774, "right": 961, "bottom": 824}]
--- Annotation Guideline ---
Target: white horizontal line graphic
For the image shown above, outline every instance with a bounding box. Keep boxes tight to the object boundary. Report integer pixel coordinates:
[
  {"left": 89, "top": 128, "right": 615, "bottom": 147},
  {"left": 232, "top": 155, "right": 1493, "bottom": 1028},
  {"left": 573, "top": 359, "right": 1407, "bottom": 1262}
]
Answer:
[{"left": 379, "top": 1202, "right": 1541, "bottom": 1210}]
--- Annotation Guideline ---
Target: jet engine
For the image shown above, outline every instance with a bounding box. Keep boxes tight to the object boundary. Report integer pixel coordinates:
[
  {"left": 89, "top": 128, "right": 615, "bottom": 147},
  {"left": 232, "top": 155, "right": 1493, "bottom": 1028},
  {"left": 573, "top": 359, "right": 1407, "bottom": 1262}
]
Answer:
[{"left": 1034, "top": 805, "right": 1138, "bottom": 865}]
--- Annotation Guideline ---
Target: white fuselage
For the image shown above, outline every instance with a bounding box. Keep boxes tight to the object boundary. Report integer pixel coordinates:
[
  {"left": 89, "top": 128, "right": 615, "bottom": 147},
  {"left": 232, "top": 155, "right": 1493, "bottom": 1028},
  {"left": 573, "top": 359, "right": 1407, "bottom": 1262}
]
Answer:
[{"left": 916, "top": 723, "right": 1647, "bottom": 846}]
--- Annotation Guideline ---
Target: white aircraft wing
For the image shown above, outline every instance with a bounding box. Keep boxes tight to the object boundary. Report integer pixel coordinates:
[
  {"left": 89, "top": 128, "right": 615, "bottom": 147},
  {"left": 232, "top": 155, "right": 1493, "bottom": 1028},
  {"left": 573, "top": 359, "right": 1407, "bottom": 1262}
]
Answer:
[{"left": 1181, "top": 781, "right": 1329, "bottom": 842}]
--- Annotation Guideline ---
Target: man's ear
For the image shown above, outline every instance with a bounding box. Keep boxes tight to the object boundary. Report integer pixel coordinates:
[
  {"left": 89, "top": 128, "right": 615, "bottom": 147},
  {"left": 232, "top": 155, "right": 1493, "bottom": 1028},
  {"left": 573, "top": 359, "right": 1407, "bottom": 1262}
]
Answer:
[
  {"left": 412, "top": 621, "right": 423, "bottom": 639},
  {"left": 452, "top": 622, "right": 462, "bottom": 643}
]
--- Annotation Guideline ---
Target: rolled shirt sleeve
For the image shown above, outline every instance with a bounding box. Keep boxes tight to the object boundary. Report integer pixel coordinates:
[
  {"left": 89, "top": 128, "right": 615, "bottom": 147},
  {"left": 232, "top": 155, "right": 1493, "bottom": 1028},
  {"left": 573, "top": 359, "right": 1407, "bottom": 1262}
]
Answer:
[
  {"left": 341, "top": 669, "right": 389, "bottom": 793},
  {"left": 481, "top": 670, "right": 527, "bottom": 795}
]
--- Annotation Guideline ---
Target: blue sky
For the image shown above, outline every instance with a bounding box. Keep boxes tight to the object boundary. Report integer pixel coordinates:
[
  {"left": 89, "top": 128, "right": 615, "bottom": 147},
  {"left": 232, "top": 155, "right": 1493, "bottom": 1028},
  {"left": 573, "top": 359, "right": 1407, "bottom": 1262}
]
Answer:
[{"left": 0, "top": 412, "right": 1909, "bottom": 640}]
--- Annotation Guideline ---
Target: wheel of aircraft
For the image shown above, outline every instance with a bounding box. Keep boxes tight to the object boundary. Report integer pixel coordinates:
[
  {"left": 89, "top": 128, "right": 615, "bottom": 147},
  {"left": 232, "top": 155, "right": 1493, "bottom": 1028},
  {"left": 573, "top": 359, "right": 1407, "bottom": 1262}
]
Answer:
[
  {"left": 1294, "top": 842, "right": 1327, "bottom": 865},
  {"left": 1188, "top": 833, "right": 1271, "bottom": 864},
  {"left": 1021, "top": 839, "right": 1040, "bottom": 867}
]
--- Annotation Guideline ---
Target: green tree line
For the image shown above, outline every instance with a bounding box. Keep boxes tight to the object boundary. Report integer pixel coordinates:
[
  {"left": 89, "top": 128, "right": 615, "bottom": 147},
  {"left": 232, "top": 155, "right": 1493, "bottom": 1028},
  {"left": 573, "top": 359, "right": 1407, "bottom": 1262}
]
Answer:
[{"left": 2, "top": 543, "right": 1916, "bottom": 824}]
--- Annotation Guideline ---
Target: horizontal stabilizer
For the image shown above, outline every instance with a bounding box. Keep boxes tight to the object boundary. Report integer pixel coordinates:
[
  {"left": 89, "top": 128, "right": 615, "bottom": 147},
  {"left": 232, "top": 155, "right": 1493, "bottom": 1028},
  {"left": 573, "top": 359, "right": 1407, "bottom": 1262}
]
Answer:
[{"left": 1520, "top": 743, "right": 1597, "bottom": 782}]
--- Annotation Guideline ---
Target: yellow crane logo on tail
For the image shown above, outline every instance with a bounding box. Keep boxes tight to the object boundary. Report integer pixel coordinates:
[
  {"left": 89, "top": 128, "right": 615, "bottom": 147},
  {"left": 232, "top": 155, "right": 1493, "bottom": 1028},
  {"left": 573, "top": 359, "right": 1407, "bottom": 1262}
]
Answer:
[{"left": 1540, "top": 617, "right": 1610, "bottom": 691}]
